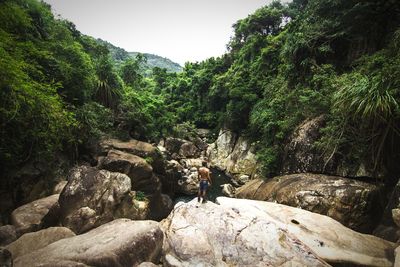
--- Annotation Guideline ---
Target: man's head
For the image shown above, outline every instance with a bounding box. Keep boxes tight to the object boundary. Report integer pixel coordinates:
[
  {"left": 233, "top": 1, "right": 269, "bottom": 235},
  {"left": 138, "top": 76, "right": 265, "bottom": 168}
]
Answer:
[{"left": 202, "top": 161, "right": 208, "bottom": 167}]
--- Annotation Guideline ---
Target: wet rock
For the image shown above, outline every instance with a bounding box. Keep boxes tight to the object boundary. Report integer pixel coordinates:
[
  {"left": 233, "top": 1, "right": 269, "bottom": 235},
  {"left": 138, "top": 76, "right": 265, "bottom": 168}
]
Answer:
[
  {"left": 14, "top": 219, "right": 163, "bottom": 267},
  {"left": 236, "top": 173, "right": 383, "bottom": 232},
  {"left": 11, "top": 194, "right": 59, "bottom": 236},
  {"left": 6, "top": 227, "right": 75, "bottom": 259}
]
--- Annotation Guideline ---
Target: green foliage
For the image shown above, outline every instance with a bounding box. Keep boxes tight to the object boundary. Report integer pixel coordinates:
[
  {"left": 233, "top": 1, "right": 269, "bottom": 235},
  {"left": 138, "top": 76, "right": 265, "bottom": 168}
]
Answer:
[
  {"left": 74, "top": 102, "right": 114, "bottom": 140},
  {"left": 135, "top": 191, "right": 146, "bottom": 201}
]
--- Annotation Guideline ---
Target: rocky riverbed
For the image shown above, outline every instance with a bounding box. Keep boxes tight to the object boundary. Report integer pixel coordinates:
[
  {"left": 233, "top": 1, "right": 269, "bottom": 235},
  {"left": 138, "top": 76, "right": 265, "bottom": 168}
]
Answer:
[{"left": 1, "top": 134, "right": 399, "bottom": 266}]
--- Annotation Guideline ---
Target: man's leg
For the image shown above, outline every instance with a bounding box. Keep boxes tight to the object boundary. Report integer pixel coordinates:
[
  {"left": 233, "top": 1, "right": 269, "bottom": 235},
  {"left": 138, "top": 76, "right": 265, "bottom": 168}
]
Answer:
[{"left": 202, "top": 190, "right": 207, "bottom": 203}]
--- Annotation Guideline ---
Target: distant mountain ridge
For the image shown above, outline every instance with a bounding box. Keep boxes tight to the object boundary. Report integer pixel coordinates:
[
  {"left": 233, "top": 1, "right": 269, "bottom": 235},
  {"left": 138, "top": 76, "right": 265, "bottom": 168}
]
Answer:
[{"left": 96, "top": 39, "right": 182, "bottom": 73}]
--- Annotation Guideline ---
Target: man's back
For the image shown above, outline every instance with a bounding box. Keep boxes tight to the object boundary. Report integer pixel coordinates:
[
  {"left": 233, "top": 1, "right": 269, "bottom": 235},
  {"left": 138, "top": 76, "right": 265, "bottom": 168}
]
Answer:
[{"left": 198, "top": 167, "right": 210, "bottom": 181}]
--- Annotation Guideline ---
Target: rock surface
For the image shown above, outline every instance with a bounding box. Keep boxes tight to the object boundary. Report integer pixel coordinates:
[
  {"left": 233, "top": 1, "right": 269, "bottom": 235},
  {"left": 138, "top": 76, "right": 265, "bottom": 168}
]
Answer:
[
  {"left": 235, "top": 173, "right": 383, "bottom": 232},
  {"left": 6, "top": 227, "right": 75, "bottom": 259},
  {"left": 178, "top": 142, "right": 200, "bottom": 158},
  {"left": 0, "top": 225, "right": 17, "bottom": 246},
  {"left": 11, "top": 194, "right": 59, "bottom": 236},
  {"left": 217, "top": 197, "right": 395, "bottom": 267},
  {"left": 58, "top": 166, "right": 135, "bottom": 234},
  {"left": 282, "top": 116, "right": 377, "bottom": 177},
  {"left": 207, "top": 129, "right": 260, "bottom": 181},
  {"left": 14, "top": 219, "right": 163, "bottom": 267},
  {"left": 99, "top": 138, "right": 165, "bottom": 174},
  {"left": 52, "top": 180, "right": 67, "bottom": 194},
  {"left": 100, "top": 149, "right": 157, "bottom": 193},
  {"left": 161, "top": 199, "right": 330, "bottom": 267},
  {"left": 221, "top": 184, "right": 235, "bottom": 197}
]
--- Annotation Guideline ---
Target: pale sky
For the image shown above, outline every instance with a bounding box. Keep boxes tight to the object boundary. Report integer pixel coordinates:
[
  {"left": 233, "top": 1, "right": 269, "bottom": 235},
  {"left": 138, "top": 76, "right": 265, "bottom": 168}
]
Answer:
[{"left": 43, "top": 0, "right": 276, "bottom": 65}]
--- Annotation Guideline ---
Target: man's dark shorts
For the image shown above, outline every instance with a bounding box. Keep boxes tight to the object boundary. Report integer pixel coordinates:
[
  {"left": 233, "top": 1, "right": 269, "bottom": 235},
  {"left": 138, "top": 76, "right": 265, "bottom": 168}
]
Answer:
[{"left": 200, "top": 180, "right": 208, "bottom": 191}]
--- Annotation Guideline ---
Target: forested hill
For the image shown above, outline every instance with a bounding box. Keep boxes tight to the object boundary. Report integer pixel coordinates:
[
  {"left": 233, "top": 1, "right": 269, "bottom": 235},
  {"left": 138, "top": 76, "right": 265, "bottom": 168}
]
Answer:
[
  {"left": 96, "top": 39, "right": 182, "bottom": 73},
  {"left": 128, "top": 52, "right": 183, "bottom": 74},
  {"left": 1, "top": 0, "right": 400, "bottom": 188}
]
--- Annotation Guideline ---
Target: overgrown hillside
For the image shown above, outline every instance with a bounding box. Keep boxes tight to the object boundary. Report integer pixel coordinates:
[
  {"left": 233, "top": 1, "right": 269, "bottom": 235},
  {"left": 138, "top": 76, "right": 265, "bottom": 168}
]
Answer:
[{"left": 96, "top": 39, "right": 182, "bottom": 74}]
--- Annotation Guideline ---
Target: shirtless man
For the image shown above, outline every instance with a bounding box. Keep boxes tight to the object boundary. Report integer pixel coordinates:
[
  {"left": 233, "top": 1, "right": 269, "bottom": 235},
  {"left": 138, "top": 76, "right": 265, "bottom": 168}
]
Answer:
[{"left": 198, "top": 161, "right": 212, "bottom": 204}]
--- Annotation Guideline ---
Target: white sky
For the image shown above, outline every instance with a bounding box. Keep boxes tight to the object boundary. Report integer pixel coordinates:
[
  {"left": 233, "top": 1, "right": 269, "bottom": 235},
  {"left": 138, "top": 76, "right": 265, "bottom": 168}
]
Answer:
[{"left": 43, "top": 0, "right": 276, "bottom": 65}]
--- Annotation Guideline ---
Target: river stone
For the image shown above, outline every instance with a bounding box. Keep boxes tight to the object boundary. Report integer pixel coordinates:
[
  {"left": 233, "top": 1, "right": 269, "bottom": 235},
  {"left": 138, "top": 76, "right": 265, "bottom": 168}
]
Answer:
[
  {"left": 6, "top": 227, "right": 75, "bottom": 259},
  {"left": 58, "top": 166, "right": 132, "bottom": 234},
  {"left": 207, "top": 129, "right": 260, "bottom": 181},
  {"left": 235, "top": 173, "right": 382, "bottom": 232},
  {"left": 161, "top": 199, "right": 330, "bottom": 267},
  {"left": 179, "top": 142, "right": 200, "bottom": 158},
  {"left": 0, "top": 225, "right": 17, "bottom": 246},
  {"left": 99, "top": 138, "right": 165, "bottom": 174},
  {"left": 14, "top": 219, "right": 163, "bottom": 267},
  {"left": 164, "top": 138, "right": 186, "bottom": 155},
  {"left": 217, "top": 197, "right": 395, "bottom": 267},
  {"left": 11, "top": 194, "right": 59, "bottom": 236},
  {"left": 221, "top": 184, "right": 235, "bottom": 197},
  {"left": 100, "top": 149, "right": 159, "bottom": 193},
  {"left": 180, "top": 158, "right": 203, "bottom": 168}
]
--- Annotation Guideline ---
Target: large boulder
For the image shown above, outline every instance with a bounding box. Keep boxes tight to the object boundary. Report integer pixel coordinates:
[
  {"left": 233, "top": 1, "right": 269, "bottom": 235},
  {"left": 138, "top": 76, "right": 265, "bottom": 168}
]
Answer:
[
  {"left": 207, "top": 129, "right": 260, "bottom": 181},
  {"left": 58, "top": 166, "right": 139, "bottom": 234},
  {"left": 164, "top": 138, "right": 186, "bottom": 156},
  {"left": 99, "top": 138, "right": 165, "bottom": 174},
  {"left": 11, "top": 194, "right": 59, "bottom": 236},
  {"left": 161, "top": 199, "right": 330, "bottom": 266},
  {"left": 217, "top": 197, "right": 395, "bottom": 267},
  {"left": 100, "top": 149, "right": 158, "bottom": 193},
  {"left": 6, "top": 227, "right": 75, "bottom": 259},
  {"left": 14, "top": 219, "right": 163, "bottom": 267},
  {"left": 282, "top": 116, "right": 377, "bottom": 177},
  {"left": 0, "top": 225, "right": 17, "bottom": 246},
  {"left": 178, "top": 142, "right": 200, "bottom": 158},
  {"left": 236, "top": 173, "right": 383, "bottom": 232},
  {"left": 177, "top": 167, "right": 199, "bottom": 195}
]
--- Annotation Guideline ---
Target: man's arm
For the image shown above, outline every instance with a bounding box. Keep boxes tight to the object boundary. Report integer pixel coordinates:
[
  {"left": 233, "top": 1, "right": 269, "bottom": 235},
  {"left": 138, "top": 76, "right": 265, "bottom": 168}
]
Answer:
[{"left": 207, "top": 170, "right": 212, "bottom": 185}]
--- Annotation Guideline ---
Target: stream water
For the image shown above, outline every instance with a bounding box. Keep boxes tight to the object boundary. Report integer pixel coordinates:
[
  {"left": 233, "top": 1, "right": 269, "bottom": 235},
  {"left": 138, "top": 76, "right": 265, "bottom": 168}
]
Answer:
[{"left": 174, "top": 168, "right": 232, "bottom": 204}]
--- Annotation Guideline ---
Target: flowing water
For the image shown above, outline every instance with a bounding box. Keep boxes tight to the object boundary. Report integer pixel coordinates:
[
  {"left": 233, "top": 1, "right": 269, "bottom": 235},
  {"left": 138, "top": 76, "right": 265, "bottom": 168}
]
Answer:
[{"left": 174, "top": 168, "right": 233, "bottom": 204}]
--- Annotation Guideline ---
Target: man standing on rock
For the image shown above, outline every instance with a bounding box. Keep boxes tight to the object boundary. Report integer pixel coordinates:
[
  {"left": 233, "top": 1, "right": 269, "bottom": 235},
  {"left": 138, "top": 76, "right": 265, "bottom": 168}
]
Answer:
[{"left": 198, "top": 161, "right": 212, "bottom": 204}]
